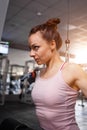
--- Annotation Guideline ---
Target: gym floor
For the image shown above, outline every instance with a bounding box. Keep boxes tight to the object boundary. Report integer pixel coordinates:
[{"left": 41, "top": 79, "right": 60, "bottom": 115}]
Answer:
[{"left": 0, "top": 95, "right": 87, "bottom": 130}]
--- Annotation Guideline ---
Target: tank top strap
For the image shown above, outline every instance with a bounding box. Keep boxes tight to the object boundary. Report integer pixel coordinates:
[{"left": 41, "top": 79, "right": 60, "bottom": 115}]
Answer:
[{"left": 60, "top": 62, "right": 66, "bottom": 71}]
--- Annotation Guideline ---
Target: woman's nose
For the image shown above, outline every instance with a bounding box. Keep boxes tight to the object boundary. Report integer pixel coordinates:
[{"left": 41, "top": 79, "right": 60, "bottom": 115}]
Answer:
[{"left": 30, "top": 50, "right": 35, "bottom": 57}]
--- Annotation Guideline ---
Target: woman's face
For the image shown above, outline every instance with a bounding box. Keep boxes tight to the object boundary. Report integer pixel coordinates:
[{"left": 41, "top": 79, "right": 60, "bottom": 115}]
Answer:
[{"left": 28, "top": 32, "right": 54, "bottom": 65}]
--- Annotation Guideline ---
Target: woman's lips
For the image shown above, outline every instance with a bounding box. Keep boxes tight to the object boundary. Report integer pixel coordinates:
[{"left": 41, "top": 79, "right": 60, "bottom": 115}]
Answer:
[{"left": 35, "top": 59, "right": 39, "bottom": 62}]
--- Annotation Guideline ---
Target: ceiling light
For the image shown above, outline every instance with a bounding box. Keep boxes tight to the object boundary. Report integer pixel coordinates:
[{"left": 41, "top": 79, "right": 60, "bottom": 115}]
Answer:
[{"left": 36, "top": 12, "right": 42, "bottom": 16}]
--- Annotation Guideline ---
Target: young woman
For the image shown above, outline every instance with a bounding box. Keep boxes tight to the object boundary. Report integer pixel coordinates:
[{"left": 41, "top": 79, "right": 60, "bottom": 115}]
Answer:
[{"left": 28, "top": 18, "right": 87, "bottom": 130}]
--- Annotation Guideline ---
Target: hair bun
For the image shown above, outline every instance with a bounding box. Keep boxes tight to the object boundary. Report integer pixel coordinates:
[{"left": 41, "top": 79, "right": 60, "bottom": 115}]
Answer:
[{"left": 45, "top": 18, "right": 60, "bottom": 26}]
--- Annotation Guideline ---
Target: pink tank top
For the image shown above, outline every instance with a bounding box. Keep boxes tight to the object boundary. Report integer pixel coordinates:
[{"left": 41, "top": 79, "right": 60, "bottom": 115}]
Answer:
[{"left": 31, "top": 63, "right": 79, "bottom": 130}]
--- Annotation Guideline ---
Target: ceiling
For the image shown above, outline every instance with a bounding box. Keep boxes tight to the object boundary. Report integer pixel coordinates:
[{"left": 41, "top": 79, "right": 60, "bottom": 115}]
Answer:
[{"left": 1, "top": 0, "right": 87, "bottom": 64}]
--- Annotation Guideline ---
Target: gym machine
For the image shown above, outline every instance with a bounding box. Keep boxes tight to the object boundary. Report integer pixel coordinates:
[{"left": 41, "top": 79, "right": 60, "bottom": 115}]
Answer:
[
  {"left": 20, "top": 60, "right": 37, "bottom": 104},
  {"left": 0, "top": 55, "right": 9, "bottom": 105},
  {"left": 9, "top": 64, "right": 25, "bottom": 95}
]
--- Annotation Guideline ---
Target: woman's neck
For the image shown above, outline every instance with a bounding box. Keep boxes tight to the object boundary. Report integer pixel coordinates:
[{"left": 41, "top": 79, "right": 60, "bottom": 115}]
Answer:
[
  {"left": 46, "top": 53, "right": 63, "bottom": 70},
  {"left": 41, "top": 53, "right": 63, "bottom": 78}
]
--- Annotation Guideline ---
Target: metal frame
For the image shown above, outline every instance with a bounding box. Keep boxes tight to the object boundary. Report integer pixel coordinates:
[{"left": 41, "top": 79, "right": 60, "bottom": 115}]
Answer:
[{"left": 0, "top": 55, "right": 9, "bottom": 105}]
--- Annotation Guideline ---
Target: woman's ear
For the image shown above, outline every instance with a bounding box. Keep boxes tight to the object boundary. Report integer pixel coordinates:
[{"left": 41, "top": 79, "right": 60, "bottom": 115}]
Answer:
[{"left": 50, "top": 40, "right": 56, "bottom": 50}]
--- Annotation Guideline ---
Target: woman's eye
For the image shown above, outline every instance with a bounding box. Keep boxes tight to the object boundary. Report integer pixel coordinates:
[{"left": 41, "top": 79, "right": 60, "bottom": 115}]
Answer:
[{"left": 33, "top": 46, "right": 39, "bottom": 51}]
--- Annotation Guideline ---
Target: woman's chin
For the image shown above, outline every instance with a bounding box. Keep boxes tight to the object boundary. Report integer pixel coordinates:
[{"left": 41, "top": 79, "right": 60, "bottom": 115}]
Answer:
[{"left": 36, "top": 61, "right": 42, "bottom": 65}]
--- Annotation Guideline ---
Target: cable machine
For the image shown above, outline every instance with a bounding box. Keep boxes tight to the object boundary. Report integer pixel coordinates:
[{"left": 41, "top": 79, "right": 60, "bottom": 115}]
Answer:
[
  {"left": 65, "top": 0, "right": 70, "bottom": 62},
  {"left": 65, "top": 0, "right": 85, "bottom": 107}
]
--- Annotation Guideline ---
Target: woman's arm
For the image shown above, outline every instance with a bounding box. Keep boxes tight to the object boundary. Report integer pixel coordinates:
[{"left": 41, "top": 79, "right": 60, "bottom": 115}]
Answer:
[{"left": 74, "top": 64, "right": 87, "bottom": 97}]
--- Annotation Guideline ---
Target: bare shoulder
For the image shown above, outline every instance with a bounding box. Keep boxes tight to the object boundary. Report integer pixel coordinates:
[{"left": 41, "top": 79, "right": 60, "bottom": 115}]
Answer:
[
  {"left": 65, "top": 62, "right": 86, "bottom": 78},
  {"left": 63, "top": 62, "right": 87, "bottom": 95},
  {"left": 65, "top": 62, "right": 81, "bottom": 71}
]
